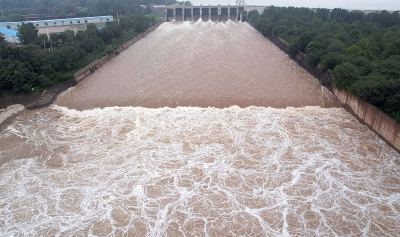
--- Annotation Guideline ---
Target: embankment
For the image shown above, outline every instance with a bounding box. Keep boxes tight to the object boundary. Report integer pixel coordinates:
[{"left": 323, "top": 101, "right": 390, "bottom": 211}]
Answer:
[
  {"left": 0, "top": 18, "right": 165, "bottom": 110},
  {"left": 334, "top": 89, "right": 400, "bottom": 151},
  {"left": 267, "top": 34, "right": 400, "bottom": 152}
]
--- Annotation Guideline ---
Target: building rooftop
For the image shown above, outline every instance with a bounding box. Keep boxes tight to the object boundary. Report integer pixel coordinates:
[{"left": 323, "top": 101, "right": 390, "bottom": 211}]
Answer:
[
  {"left": 2, "top": 15, "right": 113, "bottom": 25},
  {"left": 0, "top": 29, "right": 18, "bottom": 37}
]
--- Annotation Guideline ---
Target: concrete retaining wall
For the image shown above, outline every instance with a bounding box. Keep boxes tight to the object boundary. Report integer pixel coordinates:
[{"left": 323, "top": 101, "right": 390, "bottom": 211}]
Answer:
[{"left": 334, "top": 89, "right": 400, "bottom": 151}]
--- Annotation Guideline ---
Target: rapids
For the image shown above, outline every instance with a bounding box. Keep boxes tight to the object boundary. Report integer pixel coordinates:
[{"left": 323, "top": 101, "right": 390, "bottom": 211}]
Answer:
[{"left": 1, "top": 20, "right": 399, "bottom": 236}]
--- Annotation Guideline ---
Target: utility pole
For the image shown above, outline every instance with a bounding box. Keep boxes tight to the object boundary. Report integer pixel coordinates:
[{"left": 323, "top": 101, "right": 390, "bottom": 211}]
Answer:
[{"left": 0, "top": 7, "right": 3, "bottom": 17}]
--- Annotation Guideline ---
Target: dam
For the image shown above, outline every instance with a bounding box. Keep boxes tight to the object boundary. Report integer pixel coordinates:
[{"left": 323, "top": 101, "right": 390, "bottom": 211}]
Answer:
[
  {"left": 0, "top": 21, "right": 399, "bottom": 236},
  {"left": 165, "top": 4, "right": 245, "bottom": 22}
]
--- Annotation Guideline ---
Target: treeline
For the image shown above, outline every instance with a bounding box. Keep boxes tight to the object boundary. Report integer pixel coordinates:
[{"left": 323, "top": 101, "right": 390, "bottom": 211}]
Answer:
[
  {"left": 248, "top": 7, "right": 400, "bottom": 122},
  {"left": 0, "top": 13, "right": 156, "bottom": 94},
  {"left": 0, "top": 0, "right": 171, "bottom": 21}
]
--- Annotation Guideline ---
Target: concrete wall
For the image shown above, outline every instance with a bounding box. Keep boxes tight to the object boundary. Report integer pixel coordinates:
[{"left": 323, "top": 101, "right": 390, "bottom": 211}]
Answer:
[
  {"left": 74, "top": 18, "right": 165, "bottom": 83},
  {"left": 334, "top": 89, "right": 400, "bottom": 151}
]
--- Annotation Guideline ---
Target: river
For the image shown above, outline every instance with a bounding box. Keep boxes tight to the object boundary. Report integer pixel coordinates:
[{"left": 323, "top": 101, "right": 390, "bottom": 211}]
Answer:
[{"left": 1, "top": 20, "right": 399, "bottom": 236}]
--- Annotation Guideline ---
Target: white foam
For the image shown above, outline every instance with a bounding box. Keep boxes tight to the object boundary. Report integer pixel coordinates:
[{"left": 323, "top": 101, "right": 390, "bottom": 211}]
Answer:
[{"left": 0, "top": 106, "right": 399, "bottom": 236}]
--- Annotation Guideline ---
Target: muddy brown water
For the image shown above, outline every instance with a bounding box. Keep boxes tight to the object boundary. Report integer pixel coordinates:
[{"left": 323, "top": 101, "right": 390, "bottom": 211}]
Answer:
[
  {"left": 1, "top": 21, "right": 399, "bottom": 236},
  {"left": 55, "top": 20, "right": 339, "bottom": 110}
]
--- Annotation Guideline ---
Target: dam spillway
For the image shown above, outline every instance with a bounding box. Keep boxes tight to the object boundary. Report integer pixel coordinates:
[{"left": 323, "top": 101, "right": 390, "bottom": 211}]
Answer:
[
  {"left": 165, "top": 4, "right": 244, "bottom": 22},
  {"left": 0, "top": 21, "right": 399, "bottom": 236},
  {"left": 55, "top": 21, "right": 339, "bottom": 110}
]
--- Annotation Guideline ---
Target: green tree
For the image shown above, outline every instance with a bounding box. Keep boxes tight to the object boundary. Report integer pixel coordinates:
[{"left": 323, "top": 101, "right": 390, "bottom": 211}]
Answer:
[
  {"left": 330, "top": 8, "right": 348, "bottom": 23},
  {"left": 8, "top": 14, "right": 24, "bottom": 22},
  {"left": 383, "top": 92, "right": 400, "bottom": 122},
  {"left": 248, "top": 10, "right": 260, "bottom": 23},
  {"left": 327, "top": 40, "right": 346, "bottom": 53},
  {"left": 369, "top": 31, "right": 386, "bottom": 56},
  {"left": 321, "top": 52, "right": 346, "bottom": 70},
  {"left": 348, "top": 73, "right": 400, "bottom": 106},
  {"left": 98, "top": 21, "right": 122, "bottom": 44},
  {"left": 347, "top": 56, "right": 372, "bottom": 76},
  {"left": 315, "top": 8, "right": 330, "bottom": 21},
  {"left": 297, "top": 32, "right": 314, "bottom": 52},
  {"left": 332, "top": 62, "right": 360, "bottom": 89},
  {"left": 345, "top": 38, "right": 373, "bottom": 59},
  {"left": 305, "top": 41, "right": 325, "bottom": 66},
  {"left": 17, "top": 22, "right": 38, "bottom": 45},
  {"left": 345, "top": 11, "right": 365, "bottom": 23},
  {"left": 0, "top": 33, "right": 6, "bottom": 44},
  {"left": 382, "top": 39, "right": 400, "bottom": 59},
  {"left": 49, "top": 32, "right": 58, "bottom": 42},
  {"left": 144, "top": 6, "right": 152, "bottom": 14}
]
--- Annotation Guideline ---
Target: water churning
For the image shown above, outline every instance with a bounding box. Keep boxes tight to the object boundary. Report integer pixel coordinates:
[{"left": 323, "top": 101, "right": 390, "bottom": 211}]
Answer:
[{"left": 1, "top": 20, "right": 399, "bottom": 236}]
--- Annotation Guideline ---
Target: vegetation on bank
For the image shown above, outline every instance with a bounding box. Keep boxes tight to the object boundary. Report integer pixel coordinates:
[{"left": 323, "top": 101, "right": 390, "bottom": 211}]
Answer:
[
  {"left": 0, "top": 12, "right": 159, "bottom": 95},
  {"left": 248, "top": 7, "right": 400, "bottom": 122},
  {"left": 0, "top": 0, "right": 165, "bottom": 21}
]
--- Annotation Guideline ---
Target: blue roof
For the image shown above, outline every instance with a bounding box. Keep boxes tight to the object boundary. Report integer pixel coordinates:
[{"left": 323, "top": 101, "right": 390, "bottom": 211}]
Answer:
[
  {"left": 1, "top": 16, "right": 113, "bottom": 25},
  {"left": 0, "top": 29, "right": 18, "bottom": 37}
]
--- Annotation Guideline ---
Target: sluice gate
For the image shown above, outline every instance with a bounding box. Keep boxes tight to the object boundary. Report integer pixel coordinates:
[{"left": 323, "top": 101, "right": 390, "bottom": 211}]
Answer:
[{"left": 165, "top": 5, "right": 245, "bottom": 22}]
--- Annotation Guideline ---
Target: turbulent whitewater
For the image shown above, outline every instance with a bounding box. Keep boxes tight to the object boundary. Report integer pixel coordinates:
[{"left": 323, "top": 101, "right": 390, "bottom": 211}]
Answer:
[
  {"left": 1, "top": 106, "right": 399, "bottom": 236},
  {"left": 1, "top": 20, "right": 400, "bottom": 236}
]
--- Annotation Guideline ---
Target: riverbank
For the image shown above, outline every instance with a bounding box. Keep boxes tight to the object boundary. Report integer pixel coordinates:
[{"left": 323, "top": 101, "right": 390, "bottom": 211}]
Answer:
[
  {"left": 0, "top": 18, "right": 165, "bottom": 122},
  {"left": 0, "top": 104, "right": 25, "bottom": 130}
]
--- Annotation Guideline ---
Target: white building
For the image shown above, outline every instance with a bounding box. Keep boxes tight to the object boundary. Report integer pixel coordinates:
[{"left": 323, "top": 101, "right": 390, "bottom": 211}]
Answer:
[
  {"left": 151, "top": 4, "right": 166, "bottom": 8},
  {"left": 2, "top": 16, "right": 114, "bottom": 30}
]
